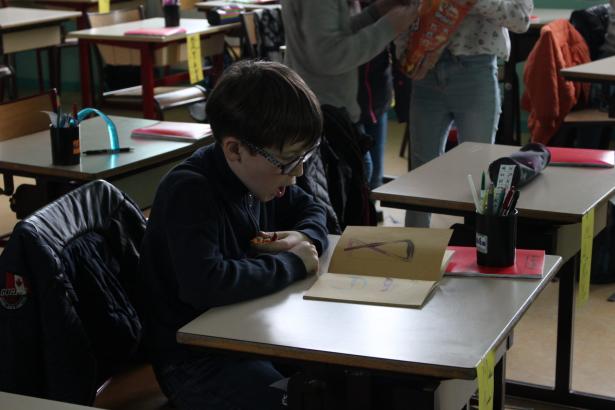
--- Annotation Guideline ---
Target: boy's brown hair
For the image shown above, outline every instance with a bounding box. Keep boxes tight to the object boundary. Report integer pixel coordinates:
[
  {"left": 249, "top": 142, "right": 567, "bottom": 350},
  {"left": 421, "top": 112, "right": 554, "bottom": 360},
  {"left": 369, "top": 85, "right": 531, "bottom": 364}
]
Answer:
[{"left": 206, "top": 60, "right": 322, "bottom": 151}]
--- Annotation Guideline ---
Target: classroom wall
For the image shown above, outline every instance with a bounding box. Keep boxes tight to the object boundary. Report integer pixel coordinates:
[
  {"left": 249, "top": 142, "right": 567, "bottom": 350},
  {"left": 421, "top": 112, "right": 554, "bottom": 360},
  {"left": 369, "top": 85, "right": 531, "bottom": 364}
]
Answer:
[{"left": 13, "top": 0, "right": 610, "bottom": 92}]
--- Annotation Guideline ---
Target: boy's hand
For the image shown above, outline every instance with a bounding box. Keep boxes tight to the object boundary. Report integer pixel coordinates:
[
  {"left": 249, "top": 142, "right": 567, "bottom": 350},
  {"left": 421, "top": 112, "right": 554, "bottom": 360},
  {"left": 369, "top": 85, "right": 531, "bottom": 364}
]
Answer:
[
  {"left": 289, "top": 241, "right": 319, "bottom": 275},
  {"left": 251, "top": 231, "right": 312, "bottom": 253}
]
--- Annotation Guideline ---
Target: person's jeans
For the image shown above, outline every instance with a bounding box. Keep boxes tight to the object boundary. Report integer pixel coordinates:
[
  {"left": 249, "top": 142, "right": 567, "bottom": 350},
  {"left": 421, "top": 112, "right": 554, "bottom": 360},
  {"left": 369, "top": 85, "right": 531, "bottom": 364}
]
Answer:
[
  {"left": 405, "top": 52, "right": 501, "bottom": 227},
  {"left": 154, "top": 356, "right": 287, "bottom": 410},
  {"left": 363, "top": 111, "right": 389, "bottom": 189}
]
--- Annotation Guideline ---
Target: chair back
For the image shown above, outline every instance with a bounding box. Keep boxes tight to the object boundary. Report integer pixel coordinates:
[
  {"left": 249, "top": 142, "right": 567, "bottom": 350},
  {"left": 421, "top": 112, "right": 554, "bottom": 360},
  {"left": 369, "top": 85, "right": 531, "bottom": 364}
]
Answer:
[
  {"left": 87, "top": 6, "right": 144, "bottom": 66},
  {"left": 0, "top": 180, "right": 146, "bottom": 404},
  {"left": 0, "top": 92, "right": 53, "bottom": 142},
  {"left": 241, "top": 11, "right": 259, "bottom": 58}
]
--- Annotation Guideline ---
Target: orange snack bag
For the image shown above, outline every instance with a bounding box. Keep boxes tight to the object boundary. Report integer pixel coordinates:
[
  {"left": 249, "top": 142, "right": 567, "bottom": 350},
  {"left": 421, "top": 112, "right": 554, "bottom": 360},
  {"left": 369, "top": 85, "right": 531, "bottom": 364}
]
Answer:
[{"left": 401, "top": 0, "right": 477, "bottom": 75}]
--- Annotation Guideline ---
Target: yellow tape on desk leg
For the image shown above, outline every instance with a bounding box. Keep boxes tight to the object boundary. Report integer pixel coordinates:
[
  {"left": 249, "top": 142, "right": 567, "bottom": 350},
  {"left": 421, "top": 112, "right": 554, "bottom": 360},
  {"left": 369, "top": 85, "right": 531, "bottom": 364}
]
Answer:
[
  {"left": 187, "top": 34, "right": 204, "bottom": 84},
  {"left": 98, "top": 0, "right": 110, "bottom": 13},
  {"left": 477, "top": 350, "right": 495, "bottom": 410},
  {"left": 578, "top": 208, "right": 594, "bottom": 306}
]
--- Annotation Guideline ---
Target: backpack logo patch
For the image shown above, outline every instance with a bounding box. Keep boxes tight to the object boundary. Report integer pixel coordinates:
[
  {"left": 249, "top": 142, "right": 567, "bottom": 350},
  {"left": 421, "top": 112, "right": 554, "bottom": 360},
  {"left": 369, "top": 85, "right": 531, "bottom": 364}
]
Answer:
[{"left": 0, "top": 272, "right": 30, "bottom": 310}]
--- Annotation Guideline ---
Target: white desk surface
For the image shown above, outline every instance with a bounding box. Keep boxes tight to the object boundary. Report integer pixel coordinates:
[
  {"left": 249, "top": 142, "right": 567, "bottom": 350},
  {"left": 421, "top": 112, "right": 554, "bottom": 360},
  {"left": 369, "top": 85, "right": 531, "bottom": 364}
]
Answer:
[
  {"left": 0, "top": 116, "right": 213, "bottom": 181},
  {"left": 0, "top": 392, "right": 103, "bottom": 409},
  {"left": 530, "top": 8, "right": 572, "bottom": 29},
  {"left": 0, "top": 7, "right": 80, "bottom": 30},
  {"left": 372, "top": 142, "right": 615, "bottom": 224},
  {"left": 178, "top": 236, "right": 562, "bottom": 380},
  {"left": 560, "top": 55, "right": 615, "bottom": 83},
  {"left": 67, "top": 18, "right": 240, "bottom": 43},
  {"left": 195, "top": 1, "right": 280, "bottom": 10}
]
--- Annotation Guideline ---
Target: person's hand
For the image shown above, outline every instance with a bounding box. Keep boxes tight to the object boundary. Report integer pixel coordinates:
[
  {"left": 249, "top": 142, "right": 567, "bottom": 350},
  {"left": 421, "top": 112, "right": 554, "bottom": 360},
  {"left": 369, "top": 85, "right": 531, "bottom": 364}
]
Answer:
[
  {"left": 386, "top": 4, "right": 420, "bottom": 35},
  {"left": 289, "top": 241, "right": 319, "bottom": 275},
  {"left": 251, "top": 231, "right": 311, "bottom": 253}
]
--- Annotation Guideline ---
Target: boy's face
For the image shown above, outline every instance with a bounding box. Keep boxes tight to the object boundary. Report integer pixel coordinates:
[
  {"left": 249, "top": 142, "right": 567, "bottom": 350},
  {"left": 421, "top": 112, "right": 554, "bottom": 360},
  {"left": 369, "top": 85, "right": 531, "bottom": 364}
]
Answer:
[{"left": 223, "top": 137, "right": 313, "bottom": 202}]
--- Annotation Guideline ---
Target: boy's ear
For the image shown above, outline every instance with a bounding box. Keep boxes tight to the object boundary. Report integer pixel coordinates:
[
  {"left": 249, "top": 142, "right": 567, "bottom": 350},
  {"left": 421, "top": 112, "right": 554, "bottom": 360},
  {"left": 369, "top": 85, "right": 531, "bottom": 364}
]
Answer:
[{"left": 221, "top": 137, "right": 243, "bottom": 163}]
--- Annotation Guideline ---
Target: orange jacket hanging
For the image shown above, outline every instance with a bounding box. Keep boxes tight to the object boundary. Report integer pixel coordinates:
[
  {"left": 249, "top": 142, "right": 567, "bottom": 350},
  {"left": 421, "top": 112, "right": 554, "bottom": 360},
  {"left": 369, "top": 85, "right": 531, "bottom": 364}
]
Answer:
[{"left": 521, "top": 19, "right": 591, "bottom": 145}]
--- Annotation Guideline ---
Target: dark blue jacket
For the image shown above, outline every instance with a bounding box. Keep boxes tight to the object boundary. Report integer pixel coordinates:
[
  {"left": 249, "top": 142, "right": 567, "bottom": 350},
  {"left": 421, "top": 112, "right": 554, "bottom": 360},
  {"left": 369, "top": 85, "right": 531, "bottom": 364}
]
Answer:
[{"left": 138, "top": 143, "right": 329, "bottom": 366}]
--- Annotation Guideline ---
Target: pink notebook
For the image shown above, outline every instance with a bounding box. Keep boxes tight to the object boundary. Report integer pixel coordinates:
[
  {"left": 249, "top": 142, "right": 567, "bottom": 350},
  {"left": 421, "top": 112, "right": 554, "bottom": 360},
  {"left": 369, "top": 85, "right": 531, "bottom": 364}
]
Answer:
[
  {"left": 548, "top": 147, "right": 615, "bottom": 168},
  {"left": 131, "top": 122, "right": 212, "bottom": 142},
  {"left": 124, "top": 27, "right": 187, "bottom": 36},
  {"left": 444, "top": 246, "right": 545, "bottom": 279}
]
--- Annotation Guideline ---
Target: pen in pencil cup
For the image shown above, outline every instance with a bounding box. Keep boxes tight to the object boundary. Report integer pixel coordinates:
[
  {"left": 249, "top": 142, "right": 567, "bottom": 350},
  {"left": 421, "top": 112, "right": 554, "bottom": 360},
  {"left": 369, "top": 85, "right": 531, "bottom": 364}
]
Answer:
[{"left": 505, "top": 190, "right": 520, "bottom": 216}]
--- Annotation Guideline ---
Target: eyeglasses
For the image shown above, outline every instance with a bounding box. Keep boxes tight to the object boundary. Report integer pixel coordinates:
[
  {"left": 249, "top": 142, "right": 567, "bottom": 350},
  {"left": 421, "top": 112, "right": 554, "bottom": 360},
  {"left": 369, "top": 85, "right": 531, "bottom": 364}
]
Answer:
[{"left": 240, "top": 138, "right": 321, "bottom": 175}]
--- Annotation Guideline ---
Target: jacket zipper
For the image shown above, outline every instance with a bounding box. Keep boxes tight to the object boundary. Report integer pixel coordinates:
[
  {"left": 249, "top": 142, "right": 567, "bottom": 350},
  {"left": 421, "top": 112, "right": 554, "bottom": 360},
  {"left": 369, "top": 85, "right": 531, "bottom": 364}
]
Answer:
[{"left": 244, "top": 193, "right": 259, "bottom": 235}]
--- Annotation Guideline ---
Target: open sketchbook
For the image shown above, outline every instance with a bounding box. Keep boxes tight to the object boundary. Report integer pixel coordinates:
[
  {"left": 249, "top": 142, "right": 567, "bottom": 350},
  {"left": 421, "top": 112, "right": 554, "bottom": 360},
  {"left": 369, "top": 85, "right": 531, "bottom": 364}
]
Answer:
[
  {"left": 304, "top": 226, "right": 453, "bottom": 308},
  {"left": 131, "top": 121, "right": 212, "bottom": 142}
]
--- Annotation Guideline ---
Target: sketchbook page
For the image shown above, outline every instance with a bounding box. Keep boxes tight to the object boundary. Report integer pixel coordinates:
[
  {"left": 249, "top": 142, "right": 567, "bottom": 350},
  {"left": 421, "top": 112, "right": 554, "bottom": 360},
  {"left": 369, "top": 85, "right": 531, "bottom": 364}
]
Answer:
[
  {"left": 328, "top": 226, "right": 453, "bottom": 281},
  {"left": 304, "top": 273, "right": 437, "bottom": 308}
]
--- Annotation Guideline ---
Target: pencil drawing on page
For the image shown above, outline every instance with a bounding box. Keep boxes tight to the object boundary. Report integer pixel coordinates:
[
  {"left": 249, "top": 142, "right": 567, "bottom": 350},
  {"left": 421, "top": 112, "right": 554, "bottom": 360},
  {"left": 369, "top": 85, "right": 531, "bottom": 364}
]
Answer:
[{"left": 343, "top": 238, "right": 415, "bottom": 262}]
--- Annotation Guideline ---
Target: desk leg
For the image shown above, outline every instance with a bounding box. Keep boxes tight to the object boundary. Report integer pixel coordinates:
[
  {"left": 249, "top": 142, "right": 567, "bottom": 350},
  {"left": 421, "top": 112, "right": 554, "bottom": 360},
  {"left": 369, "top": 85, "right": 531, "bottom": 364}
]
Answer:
[
  {"left": 497, "top": 59, "right": 517, "bottom": 146},
  {"left": 78, "top": 39, "right": 92, "bottom": 108},
  {"left": 211, "top": 53, "right": 224, "bottom": 85},
  {"left": 140, "top": 45, "right": 156, "bottom": 119},
  {"left": 554, "top": 253, "right": 576, "bottom": 396},
  {"left": 494, "top": 353, "right": 506, "bottom": 410}
]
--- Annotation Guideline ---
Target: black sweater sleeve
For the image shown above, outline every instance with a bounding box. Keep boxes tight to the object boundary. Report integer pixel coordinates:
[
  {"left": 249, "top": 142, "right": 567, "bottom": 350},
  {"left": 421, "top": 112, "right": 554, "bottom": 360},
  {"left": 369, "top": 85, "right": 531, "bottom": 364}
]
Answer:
[
  {"left": 163, "top": 177, "right": 308, "bottom": 310},
  {"left": 270, "top": 185, "right": 330, "bottom": 255}
]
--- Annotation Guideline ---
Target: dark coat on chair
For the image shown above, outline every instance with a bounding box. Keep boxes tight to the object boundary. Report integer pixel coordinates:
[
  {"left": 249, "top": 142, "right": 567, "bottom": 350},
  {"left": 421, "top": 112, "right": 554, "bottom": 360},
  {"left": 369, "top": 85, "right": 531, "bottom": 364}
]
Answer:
[
  {"left": 0, "top": 180, "right": 146, "bottom": 405},
  {"left": 298, "top": 105, "right": 377, "bottom": 232}
]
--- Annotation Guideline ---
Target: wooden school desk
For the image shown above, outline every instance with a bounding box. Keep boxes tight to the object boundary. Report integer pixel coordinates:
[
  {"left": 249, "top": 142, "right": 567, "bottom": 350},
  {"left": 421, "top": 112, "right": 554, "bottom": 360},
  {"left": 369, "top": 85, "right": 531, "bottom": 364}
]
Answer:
[
  {"left": 0, "top": 7, "right": 80, "bottom": 90},
  {"left": 0, "top": 391, "right": 103, "bottom": 409},
  {"left": 67, "top": 18, "right": 240, "bottom": 119},
  {"left": 561, "top": 55, "right": 615, "bottom": 119},
  {"left": 8, "top": 0, "right": 134, "bottom": 29},
  {"left": 0, "top": 115, "right": 212, "bottom": 212},
  {"left": 499, "top": 8, "right": 572, "bottom": 145},
  {"left": 372, "top": 142, "right": 615, "bottom": 409},
  {"left": 178, "top": 235, "right": 562, "bottom": 410}
]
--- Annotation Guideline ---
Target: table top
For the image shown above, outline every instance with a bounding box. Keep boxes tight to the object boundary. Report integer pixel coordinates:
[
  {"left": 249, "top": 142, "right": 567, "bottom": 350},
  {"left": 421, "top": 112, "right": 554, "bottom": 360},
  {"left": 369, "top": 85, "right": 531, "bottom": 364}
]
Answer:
[
  {"left": 0, "top": 7, "right": 80, "bottom": 30},
  {"left": 67, "top": 18, "right": 239, "bottom": 43},
  {"left": 530, "top": 8, "right": 572, "bottom": 29},
  {"left": 0, "top": 116, "right": 212, "bottom": 181},
  {"left": 195, "top": 0, "right": 280, "bottom": 10},
  {"left": 560, "top": 55, "right": 615, "bottom": 83},
  {"left": 0, "top": 392, "right": 103, "bottom": 409},
  {"left": 372, "top": 142, "right": 615, "bottom": 224},
  {"left": 178, "top": 236, "right": 562, "bottom": 380}
]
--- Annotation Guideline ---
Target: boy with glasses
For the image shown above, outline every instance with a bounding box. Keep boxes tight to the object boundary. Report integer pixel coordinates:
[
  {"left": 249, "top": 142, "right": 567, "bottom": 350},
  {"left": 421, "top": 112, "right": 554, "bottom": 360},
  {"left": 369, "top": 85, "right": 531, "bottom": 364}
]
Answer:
[{"left": 138, "top": 60, "right": 329, "bottom": 410}]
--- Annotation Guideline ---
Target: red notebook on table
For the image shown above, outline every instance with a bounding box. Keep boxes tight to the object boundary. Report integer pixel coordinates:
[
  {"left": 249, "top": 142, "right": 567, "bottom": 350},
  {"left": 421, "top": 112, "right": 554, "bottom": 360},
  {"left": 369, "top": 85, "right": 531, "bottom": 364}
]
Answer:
[
  {"left": 131, "top": 122, "right": 212, "bottom": 142},
  {"left": 124, "top": 27, "right": 187, "bottom": 36},
  {"left": 444, "top": 246, "right": 545, "bottom": 279},
  {"left": 548, "top": 147, "right": 615, "bottom": 168}
]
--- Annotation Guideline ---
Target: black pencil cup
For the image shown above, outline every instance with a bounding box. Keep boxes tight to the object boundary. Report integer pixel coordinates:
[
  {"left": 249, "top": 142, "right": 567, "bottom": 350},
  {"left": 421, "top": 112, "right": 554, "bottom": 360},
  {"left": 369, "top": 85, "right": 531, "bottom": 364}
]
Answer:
[
  {"left": 50, "top": 126, "right": 80, "bottom": 165},
  {"left": 164, "top": 5, "right": 180, "bottom": 27},
  {"left": 475, "top": 209, "right": 518, "bottom": 267}
]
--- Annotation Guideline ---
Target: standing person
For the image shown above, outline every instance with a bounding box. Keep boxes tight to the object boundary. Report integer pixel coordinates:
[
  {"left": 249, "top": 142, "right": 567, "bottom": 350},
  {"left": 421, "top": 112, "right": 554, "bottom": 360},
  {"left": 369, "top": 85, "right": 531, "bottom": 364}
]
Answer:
[
  {"left": 358, "top": 46, "right": 393, "bottom": 190},
  {"left": 138, "top": 61, "right": 329, "bottom": 410},
  {"left": 281, "top": 0, "right": 418, "bottom": 184},
  {"left": 356, "top": 1, "right": 394, "bottom": 190},
  {"left": 403, "top": 0, "right": 533, "bottom": 227}
]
